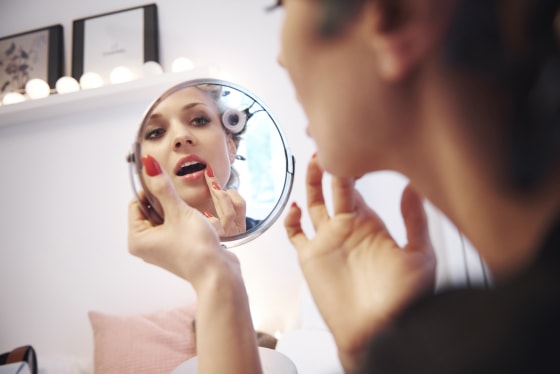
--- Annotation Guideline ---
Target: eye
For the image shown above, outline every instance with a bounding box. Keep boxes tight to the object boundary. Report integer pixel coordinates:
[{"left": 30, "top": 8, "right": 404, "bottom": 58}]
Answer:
[
  {"left": 190, "top": 115, "right": 211, "bottom": 127},
  {"left": 145, "top": 127, "right": 165, "bottom": 140}
]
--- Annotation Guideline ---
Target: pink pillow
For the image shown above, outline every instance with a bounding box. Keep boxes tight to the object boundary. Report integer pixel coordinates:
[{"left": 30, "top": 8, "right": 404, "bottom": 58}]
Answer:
[{"left": 89, "top": 305, "right": 197, "bottom": 374}]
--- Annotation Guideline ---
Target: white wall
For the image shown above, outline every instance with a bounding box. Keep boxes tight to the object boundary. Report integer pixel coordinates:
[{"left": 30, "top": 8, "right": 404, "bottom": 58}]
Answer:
[{"left": 0, "top": 0, "right": 486, "bottom": 368}]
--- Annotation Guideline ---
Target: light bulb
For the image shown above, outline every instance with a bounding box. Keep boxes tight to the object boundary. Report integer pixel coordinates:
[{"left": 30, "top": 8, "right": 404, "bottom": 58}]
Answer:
[
  {"left": 79, "top": 72, "right": 104, "bottom": 90},
  {"left": 171, "top": 57, "right": 195, "bottom": 73},
  {"left": 2, "top": 92, "right": 27, "bottom": 105},
  {"left": 55, "top": 76, "right": 80, "bottom": 94},
  {"left": 109, "top": 66, "right": 135, "bottom": 84},
  {"left": 142, "top": 61, "right": 163, "bottom": 76},
  {"left": 25, "top": 78, "right": 50, "bottom": 99}
]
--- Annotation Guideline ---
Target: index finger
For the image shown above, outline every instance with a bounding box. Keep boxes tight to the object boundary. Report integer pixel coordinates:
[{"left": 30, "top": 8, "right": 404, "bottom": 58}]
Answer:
[
  {"left": 306, "top": 155, "right": 330, "bottom": 228},
  {"left": 332, "top": 176, "right": 356, "bottom": 214}
]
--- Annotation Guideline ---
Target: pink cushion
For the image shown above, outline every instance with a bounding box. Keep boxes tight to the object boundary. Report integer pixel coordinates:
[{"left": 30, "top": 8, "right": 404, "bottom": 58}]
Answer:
[{"left": 88, "top": 305, "right": 197, "bottom": 374}]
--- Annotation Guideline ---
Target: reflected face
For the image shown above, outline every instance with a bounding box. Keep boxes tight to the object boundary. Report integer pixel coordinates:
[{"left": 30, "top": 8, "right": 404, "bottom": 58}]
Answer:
[
  {"left": 278, "top": 0, "right": 395, "bottom": 177},
  {"left": 141, "top": 87, "right": 236, "bottom": 212}
]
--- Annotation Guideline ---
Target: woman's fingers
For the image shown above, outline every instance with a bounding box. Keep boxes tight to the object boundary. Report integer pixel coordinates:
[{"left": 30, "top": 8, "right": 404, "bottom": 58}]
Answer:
[
  {"left": 332, "top": 176, "right": 356, "bottom": 214},
  {"left": 284, "top": 202, "right": 310, "bottom": 252},
  {"left": 401, "top": 183, "right": 431, "bottom": 250},
  {"left": 204, "top": 164, "right": 247, "bottom": 235},
  {"left": 306, "top": 155, "right": 331, "bottom": 229},
  {"left": 141, "top": 155, "right": 189, "bottom": 223}
]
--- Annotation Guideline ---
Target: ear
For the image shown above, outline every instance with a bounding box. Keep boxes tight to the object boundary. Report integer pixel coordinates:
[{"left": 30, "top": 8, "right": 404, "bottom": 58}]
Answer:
[
  {"left": 361, "top": 1, "right": 444, "bottom": 82},
  {"left": 226, "top": 134, "right": 237, "bottom": 165}
]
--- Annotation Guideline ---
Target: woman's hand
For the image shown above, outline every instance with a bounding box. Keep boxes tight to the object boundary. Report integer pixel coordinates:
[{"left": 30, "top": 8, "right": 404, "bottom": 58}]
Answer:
[
  {"left": 284, "top": 155, "right": 437, "bottom": 373},
  {"left": 129, "top": 155, "right": 262, "bottom": 374},
  {"left": 203, "top": 165, "right": 247, "bottom": 237},
  {"left": 129, "top": 155, "right": 231, "bottom": 286}
]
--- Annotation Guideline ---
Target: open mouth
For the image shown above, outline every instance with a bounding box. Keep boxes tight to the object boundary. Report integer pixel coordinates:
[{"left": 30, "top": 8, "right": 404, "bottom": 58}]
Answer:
[{"left": 176, "top": 161, "right": 207, "bottom": 176}]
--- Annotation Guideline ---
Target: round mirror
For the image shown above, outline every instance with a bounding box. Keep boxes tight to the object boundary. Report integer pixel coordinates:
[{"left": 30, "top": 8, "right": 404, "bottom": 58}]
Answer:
[{"left": 127, "top": 78, "right": 295, "bottom": 248}]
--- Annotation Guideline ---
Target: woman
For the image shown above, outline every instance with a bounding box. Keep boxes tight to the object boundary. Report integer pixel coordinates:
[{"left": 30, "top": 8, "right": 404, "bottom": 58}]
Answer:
[
  {"left": 129, "top": 0, "right": 560, "bottom": 372},
  {"left": 139, "top": 84, "right": 256, "bottom": 236}
]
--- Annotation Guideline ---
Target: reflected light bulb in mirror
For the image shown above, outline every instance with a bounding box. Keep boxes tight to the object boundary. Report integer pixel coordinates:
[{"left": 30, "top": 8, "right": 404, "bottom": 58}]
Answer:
[
  {"left": 2, "top": 92, "right": 27, "bottom": 105},
  {"left": 171, "top": 57, "right": 195, "bottom": 73},
  {"left": 142, "top": 61, "right": 163, "bottom": 77},
  {"left": 110, "top": 66, "right": 135, "bottom": 84},
  {"left": 55, "top": 76, "right": 81, "bottom": 94},
  {"left": 80, "top": 72, "right": 104, "bottom": 90},
  {"left": 25, "top": 78, "right": 51, "bottom": 99}
]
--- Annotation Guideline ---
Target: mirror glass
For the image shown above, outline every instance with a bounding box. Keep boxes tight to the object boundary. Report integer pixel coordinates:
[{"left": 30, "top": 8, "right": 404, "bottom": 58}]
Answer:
[{"left": 128, "top": 78, "right": 295, "bottom": 247}]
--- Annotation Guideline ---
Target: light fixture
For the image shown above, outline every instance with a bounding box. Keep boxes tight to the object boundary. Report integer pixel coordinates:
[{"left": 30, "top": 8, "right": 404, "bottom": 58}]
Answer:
[
  {"left": 2, "top": 92, "right": 27, "bottom": 105},
  {"left": 142, "top": 61, "right": 163, "bottom": 76},
  {"left": 79, "top": 72, "right": 104, "bottom": 90},
  {"left": 55, "top": 76, "right": 81, "bottom": 94},
  {"left": 171, "top": 57, "right": 195, "bottom": 73},
  {"left": 25, "top": 78, "right": 51, "bottom": 99},
  {"left": 109, "top": 66, "right": 135, "bottom": 84}
]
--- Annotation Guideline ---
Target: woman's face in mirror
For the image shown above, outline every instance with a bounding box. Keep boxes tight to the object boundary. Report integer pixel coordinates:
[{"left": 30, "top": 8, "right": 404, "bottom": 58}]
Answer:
[{"left": 140, "top": 86, "right": 237, "bottom": 214}]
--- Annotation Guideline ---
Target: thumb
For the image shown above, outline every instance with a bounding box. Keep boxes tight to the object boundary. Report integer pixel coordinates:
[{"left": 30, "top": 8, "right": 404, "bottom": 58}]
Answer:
[
  {"left": 141, "top": 155, "right": 188, "bottom": 223},
  {"left": 401, "top": 183, "right": 430, "bottom": 250}
]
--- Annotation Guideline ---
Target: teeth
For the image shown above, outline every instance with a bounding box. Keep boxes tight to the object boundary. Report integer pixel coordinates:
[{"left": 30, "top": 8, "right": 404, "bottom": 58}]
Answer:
[{"left": 180, "top": 161, "right": 199, "bottom": 168}]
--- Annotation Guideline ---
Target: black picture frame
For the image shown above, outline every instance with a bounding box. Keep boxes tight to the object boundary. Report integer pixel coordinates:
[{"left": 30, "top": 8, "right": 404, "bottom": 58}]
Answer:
[
  {"left": 71, "top": 4, "right": 159, "bottom": 81},
  {"left": 0, "top": 25, "right": 64, "bottom": 96}
]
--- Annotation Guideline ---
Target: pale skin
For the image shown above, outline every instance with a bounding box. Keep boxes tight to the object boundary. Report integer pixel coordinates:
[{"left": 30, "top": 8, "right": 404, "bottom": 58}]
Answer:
[
  {"left": 141, "top": 86, "right": 247, "bottom": 236},
  {"left": 128, "top": 0, "right": 560, "bottom": 373}
]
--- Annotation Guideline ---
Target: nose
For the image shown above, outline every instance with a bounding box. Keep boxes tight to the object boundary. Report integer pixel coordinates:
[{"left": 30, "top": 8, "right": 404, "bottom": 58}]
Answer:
[{"left": 173, "top": 134, "right": 195, "bottom": 149}]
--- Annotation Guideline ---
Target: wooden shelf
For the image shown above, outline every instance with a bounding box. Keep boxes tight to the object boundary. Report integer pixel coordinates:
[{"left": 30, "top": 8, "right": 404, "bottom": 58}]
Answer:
[{"left": 0, "top": 68, "right": 212, "bottom": 128}]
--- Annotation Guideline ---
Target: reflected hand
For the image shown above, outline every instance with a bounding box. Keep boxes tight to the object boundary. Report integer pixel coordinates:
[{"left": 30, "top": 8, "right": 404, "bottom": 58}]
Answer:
[
  {"left": 204, "top": 165, "right": 247, "bottom": 236},
  {"left": 129, "top": 155, "right": 235, "bottom": 287},
  {"left": 284, "top": 156, "right": 436, "bottom": 373}
]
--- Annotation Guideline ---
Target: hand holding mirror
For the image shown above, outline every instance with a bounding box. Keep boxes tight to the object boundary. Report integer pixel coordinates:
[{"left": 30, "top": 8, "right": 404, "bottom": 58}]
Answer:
[{"left": 127, "top": 79, "right": 295, "bottom": 247}]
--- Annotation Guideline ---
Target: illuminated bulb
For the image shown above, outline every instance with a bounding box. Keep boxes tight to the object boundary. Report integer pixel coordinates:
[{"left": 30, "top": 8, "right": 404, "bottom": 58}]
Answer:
[
  {"left": 79, "top": 72, "right": 104, "bottom": 90},
  {"left": 109, "top": 66, "right": 135, "bottom": 84},
  {"left": 274, "top": 331, "right": 282, "bottom": 340},
  {"left": 55, "top": 76, "right": 80, "bottom": 94},
  {"left": 25, "top": 78, "right": 51, "bottom": 99},
  {"left": 142, "top": 61, "right": 163, "bottom": 76},
  {"left": 2, "top": 92, "right": 27, "bottom": 105},
  {"left": 171, "top": 57, "right": 195, "bottom": 73}
]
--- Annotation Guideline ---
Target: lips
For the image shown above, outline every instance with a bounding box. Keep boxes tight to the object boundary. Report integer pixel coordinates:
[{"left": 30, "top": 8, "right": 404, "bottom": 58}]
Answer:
[{"left": 174, "top": 155, "right": 207, "bottom": 177}]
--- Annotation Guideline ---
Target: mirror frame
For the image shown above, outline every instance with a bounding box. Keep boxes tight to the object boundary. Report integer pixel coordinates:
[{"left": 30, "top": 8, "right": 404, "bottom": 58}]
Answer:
[{"left": 127, "top": 78, "right": 295, "bottom": 248}]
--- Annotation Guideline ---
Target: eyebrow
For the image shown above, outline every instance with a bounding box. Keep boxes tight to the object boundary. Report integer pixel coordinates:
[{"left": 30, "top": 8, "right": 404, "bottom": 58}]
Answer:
[{"left": 149, "top": 102, "right": 206, "bottom": 120}]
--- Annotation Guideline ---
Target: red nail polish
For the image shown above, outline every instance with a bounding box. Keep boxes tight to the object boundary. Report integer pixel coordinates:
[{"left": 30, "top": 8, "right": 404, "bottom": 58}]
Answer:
[
  {"left": 206, "top": 165, "right": 214, "bottom": 177},
  {"left": 291, "top": 202, "right": 298, "bottom": 209},
  {"left": 203, "top": 211, "right": 213, "bottom": 218},
  {"left": 312, "top": 152, "right": 317, "bottom": 159},
  {"left": 212, "top": 182, "right": 221, "bottom": 190},
  {"left": 142, "top": 155, "right": 162, "bottom": 177}
]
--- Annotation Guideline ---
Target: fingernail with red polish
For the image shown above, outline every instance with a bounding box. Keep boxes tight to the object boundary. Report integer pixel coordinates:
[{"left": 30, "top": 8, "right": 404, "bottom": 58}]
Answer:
[
  {"left": 212, "top": 182, "right": 221, "bottom": 190},
  {"left": 206, "top": 165, "right": 214, "bottom": 177},
  {"left": 291, "top": 202, "right": 298, "bottom": 209},
  {"left": 312, "top": 152, "right": 317, "bottom": 159},
  {"left": 142, "top": 155, "right": 162, "bottom": 177},
  {"left": 203, "top": 211, "right": 213, "bottom": 218}
]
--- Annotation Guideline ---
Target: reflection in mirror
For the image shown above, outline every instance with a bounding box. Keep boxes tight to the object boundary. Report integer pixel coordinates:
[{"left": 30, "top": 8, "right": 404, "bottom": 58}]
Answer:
[{"left": 128, "top": 79, "right": 295, "bottom": 247}]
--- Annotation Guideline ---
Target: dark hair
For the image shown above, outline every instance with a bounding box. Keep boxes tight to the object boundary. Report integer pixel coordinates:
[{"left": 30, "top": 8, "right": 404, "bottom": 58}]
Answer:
[
  {"left": 318, "top": 0, "right": 560, "bottom": 191},
  {"left": 444, "top": 0, "right": 560, "bottom": 190}
]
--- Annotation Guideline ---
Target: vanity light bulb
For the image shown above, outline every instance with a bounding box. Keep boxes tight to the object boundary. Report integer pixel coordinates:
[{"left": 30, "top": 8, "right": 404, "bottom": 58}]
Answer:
[
  {"left": 142, "top": 61, "right": 163, "bottom": 76},
  {"left": 2, "top": 92, "right": 27, "bottom": 105},
  {"left": 55, "top": 76, "right": 80, "bottom": 94},
  {"left": 25, "top": 78, "right": 51, "bottom": 99},
  {"left": 171, "top": 57, "right": 195, "bottom": 73},
  {"left": 79, "top": 72, "right": 104, "bottom": 90},
  {"left": 109, "top": 66, "right": 135, "bottom": 84}
]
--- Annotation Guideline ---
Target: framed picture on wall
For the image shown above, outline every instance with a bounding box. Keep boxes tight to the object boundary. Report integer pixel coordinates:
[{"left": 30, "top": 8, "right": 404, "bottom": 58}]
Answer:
[
  {"left": 0, "top": 25, "right": 64, "bottom": 97},
  {"left": 71, "top": 4, "right": 159, "bottom": 82}
]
